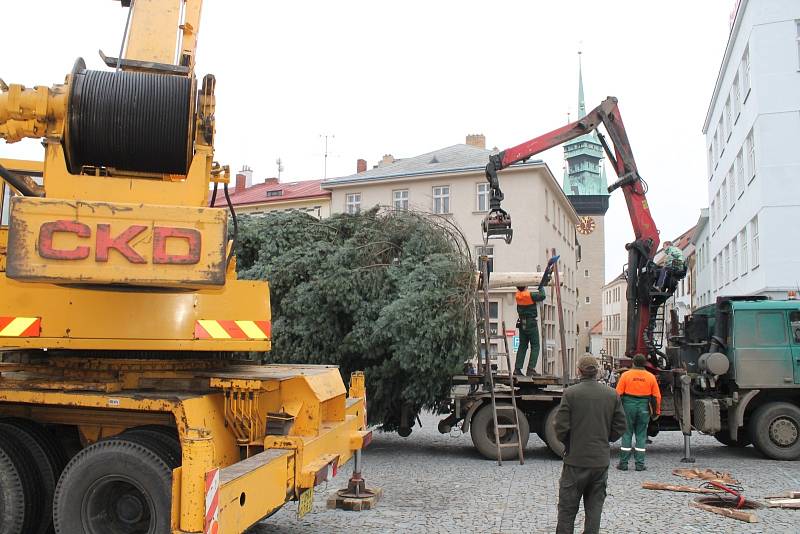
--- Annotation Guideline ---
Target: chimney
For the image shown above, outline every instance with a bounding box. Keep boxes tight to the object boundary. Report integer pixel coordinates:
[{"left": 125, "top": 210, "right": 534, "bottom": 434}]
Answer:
[
  {"left": 240, "top": 165, "right": 254, "bottom": 187},
  {"left": 466, "top": 134, "right": 486, "bottom": 149},
  {"left": 235, "top": 173, "right": 247, "bottom": 193},
  {"left": 357, "top": 159, "right": 367, "bottom": 173},
  {"left": 264, "top": 177, "right": 279, "bottom": 185},
  {"left": 379, "top": 154, "right": 395, "bottom": 167}
]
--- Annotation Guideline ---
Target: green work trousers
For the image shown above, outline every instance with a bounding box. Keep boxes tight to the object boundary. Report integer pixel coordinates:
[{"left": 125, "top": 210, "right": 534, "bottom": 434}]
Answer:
[
  {"left": 619, "top": 396, "right": 650, "bottom": 468},
  {"left": 515, "top": 317, "right": 539, "bottom": 373}
]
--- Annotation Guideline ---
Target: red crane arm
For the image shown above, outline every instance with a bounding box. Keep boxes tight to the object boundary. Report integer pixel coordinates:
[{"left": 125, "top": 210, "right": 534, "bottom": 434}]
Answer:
[
  {"left": 487, "top": 97, "right": 658, "bottom": 249},
  {"left": 485, "top": 97, "right": 663, "bottom": 360}
]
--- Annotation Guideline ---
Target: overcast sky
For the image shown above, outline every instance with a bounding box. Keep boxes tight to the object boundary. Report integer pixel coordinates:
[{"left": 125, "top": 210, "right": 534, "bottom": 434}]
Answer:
[{"left": 2, "top": 0, "right": 735, "bottom": 282}]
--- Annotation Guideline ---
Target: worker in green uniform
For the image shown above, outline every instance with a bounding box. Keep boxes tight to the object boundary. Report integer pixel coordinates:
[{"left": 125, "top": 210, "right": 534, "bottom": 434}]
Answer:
[
  {"left": 616, "top": 354, "right": 662, "bottom": 471},
  {"left": 514, "top": 286, "right": 546, "bottom": 376}
]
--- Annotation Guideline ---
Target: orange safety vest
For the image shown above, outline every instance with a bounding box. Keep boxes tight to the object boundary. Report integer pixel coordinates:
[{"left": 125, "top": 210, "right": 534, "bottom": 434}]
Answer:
[
  {"left": 515, "top": 290, "right": 535, "bottom": 306},
  {"left": 616, "top": 367, "right": 662, "bottom": 414}
]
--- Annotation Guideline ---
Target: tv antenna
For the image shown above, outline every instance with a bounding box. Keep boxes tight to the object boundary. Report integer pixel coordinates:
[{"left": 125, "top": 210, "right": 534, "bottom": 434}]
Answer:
[
  {"left": 276, "top": 157, "right": 284, "bottom": 180},
  {"left": 320, "top": 134, "right": 335, "bottom": 179}
]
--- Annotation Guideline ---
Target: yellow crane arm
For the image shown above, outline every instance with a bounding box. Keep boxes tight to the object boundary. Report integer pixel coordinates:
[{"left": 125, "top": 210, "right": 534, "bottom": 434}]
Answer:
[{"left": 121, "top": 0, "right": 203, "bottom": 74}]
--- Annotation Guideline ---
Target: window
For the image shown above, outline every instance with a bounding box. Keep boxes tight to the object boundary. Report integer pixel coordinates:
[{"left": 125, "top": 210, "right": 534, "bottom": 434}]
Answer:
[
  {"left": 736, "top": 150, "right": 744, "bottom": 194},
  {"left": 585, "top": 296, "right": 591, "bottom": 304},
  {"left": 712, "top": 257, "right": 717, "bottom": 289},
  {"left": 585, "top": 320, "right": 589, "bottom": 328},
  {"left": 707, "top": 146, "right": 713, "bottom": 178},
  {"left": 432, "top": 185, "right": 450, "bottom": 214},
  {"left": 725, "top": 98, "right": 732, "bottom": 140},
  {"left": 724, "top": 246, "right": 730, "bottom": 285},
  {"left": 731, "top": 236, "right": 738, "bottom": 280},
  {"left": 732, "top": 75, "right": 741, "bottom": 120},
  {"left": 345, "top": 192, "right": 361, "bottom": 214},
  {"left": 709, "top": 199, "right": 717, "bottom": 228},
  {"left": 392, "top": 189, "right": 409, "bottom": 210},
  {"left": 751, "top": 216, "right": 759, "bottom": 268},
  {"left": 584, "top": 269, "right": 589, "bottom": 277},
  {"left": 476, "top": 183, "right": 489, "bottom": 212},
  {"left": 713, "top": 130, "right": 719, "bottom": 164},
  {"left": 729, "top": 170, "right": 736, "bottom": 208},
  {"left": 797, "top": 20, "right": 800, "bottom": 69},
  {"left": 740, "top": 226, "right": 748, "bottom": 275},
  {"left": 266, "top": 190, "right": 283, "bottom": 197},
  {"left": 745, "top": 130, "right": 755, "bottom": 183},
  {"left": 545, "top": 189, "right": 550, "bottom": 220},
  {"left": 721, "top": 177, "right": 728, "bottom": 214},
  {"left": 742, "top": 46, "right": 751, "bottom": 98},
  {"left": 718, "top": 119, "right": 725, "bottom": 154}
]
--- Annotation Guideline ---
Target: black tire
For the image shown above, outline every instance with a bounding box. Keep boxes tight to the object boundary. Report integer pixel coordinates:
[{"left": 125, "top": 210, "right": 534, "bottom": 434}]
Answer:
[
  {"left": 123, "top": 427, "right": 182, "bottom": 469},
  {"left": 470, "top": 403, "right": 530, "bottom": 461},
  {"left": 0, "top": 420, "right": 65, "bottom": 534},
  {"left": 0, "top": 430, "right": 43, "bottom": 534},
  {"left": 542, "top": 406, "right": 566, "bottom": 458},
  {"left": 53, "top": 438, "right": 172, "bottom": 534},
  {"left": 714, "top": 430, "right": 751, "bottom": 448},
  {"left": 749, "top": 402, "right": 800, "bottom": 460}
]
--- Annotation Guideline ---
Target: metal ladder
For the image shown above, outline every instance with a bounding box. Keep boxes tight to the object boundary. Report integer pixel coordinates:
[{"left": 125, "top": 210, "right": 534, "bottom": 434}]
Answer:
[{"left": 478, "top": 256, "right": 524, "bottom": 466}]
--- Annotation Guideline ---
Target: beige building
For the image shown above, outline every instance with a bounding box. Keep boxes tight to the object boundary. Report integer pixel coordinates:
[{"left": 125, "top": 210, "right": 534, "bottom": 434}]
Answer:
[
  {"left": 222, "top": 166, "right": 331, "bottom": 218},
  {"left": 601, "top": 273, "right": 627, "bottom": 366},
  {"left": 323, "top": 135, "right": 581, "bottom": 378}
]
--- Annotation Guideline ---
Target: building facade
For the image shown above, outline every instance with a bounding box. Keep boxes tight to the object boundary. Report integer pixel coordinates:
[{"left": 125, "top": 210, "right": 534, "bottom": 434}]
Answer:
[
  {"left": 563, "top": 54, "right": 610, "bottom": 356},
  {"left": 601, "top": 273, "right": 627, "bottom": 366},
  {"left": 698, "top": 0, "right": 800, "bottom": 302},
  {"left": 222, "top": 167, "right": 331, "bottom": 218},
  {"left": 323, "top": 136, "right": 581, "bottom": 378}
]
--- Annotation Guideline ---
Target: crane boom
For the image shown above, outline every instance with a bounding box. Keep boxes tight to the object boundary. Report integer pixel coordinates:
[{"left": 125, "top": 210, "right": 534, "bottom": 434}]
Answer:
[{"left": 484, "top": 96, "right": 668, "bottom": 361}]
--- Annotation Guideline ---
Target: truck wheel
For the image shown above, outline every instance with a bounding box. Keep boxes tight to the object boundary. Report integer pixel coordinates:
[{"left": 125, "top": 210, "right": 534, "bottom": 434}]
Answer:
[
  {"left": 542, "top": 406, "right": 566, "bottom": 458},
  {"left": 470, "top": 404, "right": 529, "bottom": 460},
  {"left": 749, "top": 402, "right": 800, "bottom": 460},
  {"left": 53, "top": 438, "right": 172, "bottom": 534},
  {"left": 0, "top": 431, "right": 43, "bottom": 534},
  {"left": 0, "top": 421, "right": 64, "bottom": 534},
  {"left": 714, "top": 430, "right": 751, "bottom": 448},
  {"left": 123, "top": 427, "right": 182, "bottom": 468}
]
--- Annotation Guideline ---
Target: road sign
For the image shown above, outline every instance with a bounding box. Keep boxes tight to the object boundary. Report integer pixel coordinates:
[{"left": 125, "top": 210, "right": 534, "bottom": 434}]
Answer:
[
  {"left": 505, "top": 329, "right": 516, "bottom": 337},
  {"left": 512, "top": 336, "right": 520, "bottom": 351}
]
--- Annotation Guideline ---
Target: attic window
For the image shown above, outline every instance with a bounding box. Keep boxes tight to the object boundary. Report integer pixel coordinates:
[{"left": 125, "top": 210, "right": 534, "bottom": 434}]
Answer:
[
  {"left": 266, "top": 190, "right": 283, "bottom": 197},
  {"left": 429, "top": 155, "right": 440, "bottom": 164}
]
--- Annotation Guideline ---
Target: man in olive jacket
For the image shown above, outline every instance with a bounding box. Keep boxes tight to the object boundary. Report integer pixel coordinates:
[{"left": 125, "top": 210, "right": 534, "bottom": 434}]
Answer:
[{"left": 554, "top": 355, "right": 627, "bottom": 534}]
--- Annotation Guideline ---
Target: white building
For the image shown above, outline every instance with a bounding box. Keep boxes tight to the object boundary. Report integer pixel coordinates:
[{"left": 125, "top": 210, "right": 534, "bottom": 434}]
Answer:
[{"left": 698, "top": 0, "right": 800, "bottom": 303}]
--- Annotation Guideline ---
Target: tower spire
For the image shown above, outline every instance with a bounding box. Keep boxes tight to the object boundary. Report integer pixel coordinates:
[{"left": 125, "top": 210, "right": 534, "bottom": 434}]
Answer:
[{"left": 578, "top": 50, "right": 586, "bottom": 118}]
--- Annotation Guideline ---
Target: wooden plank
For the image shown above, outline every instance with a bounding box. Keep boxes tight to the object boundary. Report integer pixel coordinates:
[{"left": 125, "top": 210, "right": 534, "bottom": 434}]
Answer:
[
  {"left": 483, "top": 271, "right": 562, "bottom": 289},
  {"left": 642, "top": 482, "right": 723, "bottom": 494},
  {"left": 688, "top": 501, "right": 758, "bottom": 523}
]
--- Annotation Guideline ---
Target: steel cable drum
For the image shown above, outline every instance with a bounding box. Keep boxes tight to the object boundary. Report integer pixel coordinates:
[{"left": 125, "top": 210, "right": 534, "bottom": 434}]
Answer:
[{"left": 65, "top": 62, "right": 193, "bottom": 175}]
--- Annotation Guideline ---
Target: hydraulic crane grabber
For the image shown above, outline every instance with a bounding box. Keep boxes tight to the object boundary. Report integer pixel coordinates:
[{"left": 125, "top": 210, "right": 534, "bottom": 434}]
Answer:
[{"left": 483, "top": 97, "right": 668, "bottom": 362}]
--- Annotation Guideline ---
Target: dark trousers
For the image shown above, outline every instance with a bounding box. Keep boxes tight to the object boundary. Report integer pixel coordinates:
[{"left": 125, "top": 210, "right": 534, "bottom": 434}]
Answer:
[
  {"left": 514, "top": 317, "right": 539, "bottom": 372},
  {"left": 556, "top": 464, "right": 608, "bottom": 534}
]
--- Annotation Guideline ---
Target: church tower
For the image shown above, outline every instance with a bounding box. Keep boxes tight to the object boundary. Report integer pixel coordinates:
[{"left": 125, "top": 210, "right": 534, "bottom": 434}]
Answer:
[{"left": 563, "top": 52, "right": 609, "bottom": 355}]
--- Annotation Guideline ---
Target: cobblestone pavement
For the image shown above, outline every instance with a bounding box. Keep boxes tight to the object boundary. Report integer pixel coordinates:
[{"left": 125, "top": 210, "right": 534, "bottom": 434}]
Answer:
[{"left": 252, "top": 412, "right": 800, "bottom": 533}]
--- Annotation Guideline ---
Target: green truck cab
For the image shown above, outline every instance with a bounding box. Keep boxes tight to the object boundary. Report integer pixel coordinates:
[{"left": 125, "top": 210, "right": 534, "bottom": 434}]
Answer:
[{"left": 669, "top": 297, "right": 800, "bottom": 460}]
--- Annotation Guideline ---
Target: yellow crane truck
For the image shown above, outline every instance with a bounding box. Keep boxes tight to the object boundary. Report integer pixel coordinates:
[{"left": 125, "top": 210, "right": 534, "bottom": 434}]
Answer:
[{"left": 0, "top": 1, "right": 370, "bottom": 533}]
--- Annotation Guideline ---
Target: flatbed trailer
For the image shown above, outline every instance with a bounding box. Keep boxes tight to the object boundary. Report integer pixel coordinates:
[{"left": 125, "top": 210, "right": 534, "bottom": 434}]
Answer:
[{"left": 439, "top": 373, "right": 570, "bottom": 460}]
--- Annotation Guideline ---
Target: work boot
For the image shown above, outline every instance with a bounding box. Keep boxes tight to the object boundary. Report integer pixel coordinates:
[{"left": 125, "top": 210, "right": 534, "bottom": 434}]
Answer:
[
  {"left": 527, "top": 369, "right": 540, "bottom": 377},
  {"left": 635, "top": 464, "right": 647, "bottom": 472},
  {"left": 513, "top": 368, "right": 525, "bottom": 376},
  {"left": 616, "top": 463, "right": 628, "bottom": 471}
]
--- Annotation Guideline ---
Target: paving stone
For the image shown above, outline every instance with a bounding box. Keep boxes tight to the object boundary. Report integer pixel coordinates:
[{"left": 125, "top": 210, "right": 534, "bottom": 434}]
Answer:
[{"left": 249, "top": 411, "right": 800, "bottom": 533}]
